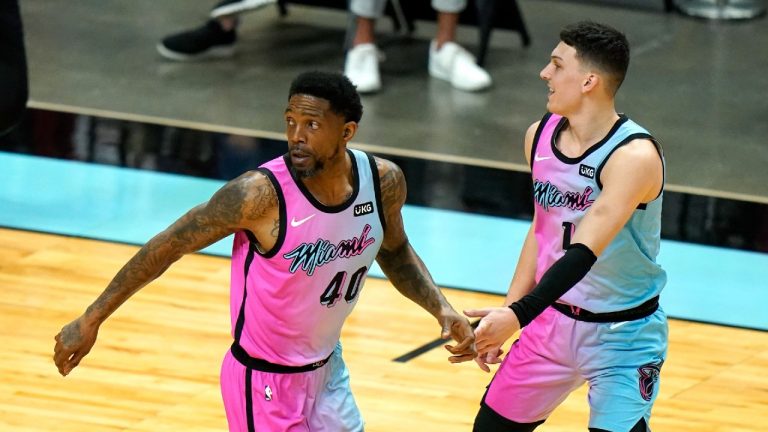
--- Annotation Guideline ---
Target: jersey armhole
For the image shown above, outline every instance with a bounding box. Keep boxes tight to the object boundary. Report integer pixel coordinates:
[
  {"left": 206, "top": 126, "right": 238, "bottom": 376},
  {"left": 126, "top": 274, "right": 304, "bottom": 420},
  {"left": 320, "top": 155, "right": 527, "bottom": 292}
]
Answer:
[
  {"left": 366, "top": 153, "right": 388, "bottom": 233},
  {"left": 595, "top": 133, "right": 665, "bottom": 209},
  {"left": 250, "top": 167, "right": 287, "bottom": 258},
  {"left": 648, "top": 138, "right": 665, "bottom": 201},
  {"left": 529, "top": 113, "right": 552, "bottom": 169}
]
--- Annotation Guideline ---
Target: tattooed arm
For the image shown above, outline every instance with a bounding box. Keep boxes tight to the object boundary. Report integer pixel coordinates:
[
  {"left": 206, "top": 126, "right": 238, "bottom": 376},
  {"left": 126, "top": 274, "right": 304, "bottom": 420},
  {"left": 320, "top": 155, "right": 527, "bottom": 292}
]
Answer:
[
  {"left": 53, "top": 171, "right": 278, "bottom": 376},
  {"left": 373, "top": 157, "right": 476, "bottom": 363}
]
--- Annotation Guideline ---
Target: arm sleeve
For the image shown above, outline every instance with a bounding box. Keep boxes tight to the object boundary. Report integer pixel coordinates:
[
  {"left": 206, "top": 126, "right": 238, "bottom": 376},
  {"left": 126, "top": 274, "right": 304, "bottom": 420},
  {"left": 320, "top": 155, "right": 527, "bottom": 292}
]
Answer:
[
  {"left": 508, "top": 243, "right": 597, "bottom": 327},
  {"left": 0, "top": 0, "right": 28, "bottom": 135}
]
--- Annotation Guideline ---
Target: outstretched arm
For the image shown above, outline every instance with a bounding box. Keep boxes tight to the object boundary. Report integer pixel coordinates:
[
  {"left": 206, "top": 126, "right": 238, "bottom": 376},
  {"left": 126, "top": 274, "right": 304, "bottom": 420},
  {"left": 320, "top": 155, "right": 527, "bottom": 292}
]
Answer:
[
  {"left": 53, "top": 171, "right": 277, "bottom": 376},
  {"left": 373, "top": 157, "right": 476, "bottom": 363}
]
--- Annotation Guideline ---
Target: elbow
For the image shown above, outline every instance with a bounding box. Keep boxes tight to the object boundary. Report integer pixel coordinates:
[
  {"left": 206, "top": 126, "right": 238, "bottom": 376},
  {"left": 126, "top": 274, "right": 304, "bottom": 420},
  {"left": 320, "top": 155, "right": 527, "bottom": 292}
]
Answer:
[{"left": 376, "top": 239, "right": 410, "bottom": 265}]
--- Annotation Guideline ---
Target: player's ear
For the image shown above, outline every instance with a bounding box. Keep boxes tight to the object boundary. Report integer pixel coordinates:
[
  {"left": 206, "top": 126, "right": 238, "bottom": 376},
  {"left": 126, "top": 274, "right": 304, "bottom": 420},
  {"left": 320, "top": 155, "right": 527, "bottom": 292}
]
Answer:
[
  {"left": 342, "top": 122, "right": 358, "bottom": 142},
  {"left": 583, "top": 74, "right": 598, "bottom": 92}
]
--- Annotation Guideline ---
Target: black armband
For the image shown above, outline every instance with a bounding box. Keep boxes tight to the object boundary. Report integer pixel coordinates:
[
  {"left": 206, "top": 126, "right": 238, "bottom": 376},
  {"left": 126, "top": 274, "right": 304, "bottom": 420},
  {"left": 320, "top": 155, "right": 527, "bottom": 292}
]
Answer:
[{"left": 508, "top": 243, "right": 597, "bottom": 327}]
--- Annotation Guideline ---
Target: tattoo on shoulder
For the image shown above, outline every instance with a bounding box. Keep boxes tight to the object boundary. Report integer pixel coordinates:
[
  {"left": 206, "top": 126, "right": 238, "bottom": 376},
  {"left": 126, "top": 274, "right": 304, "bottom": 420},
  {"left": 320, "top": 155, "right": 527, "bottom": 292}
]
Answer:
[
  {"left": 208, "top": 181, "right": 250, "bottom": 226},
  {"left": 377, "top": 159, "right": 406, "bottom": 209},
  {"left": 207, "top": 172, "right": 278, "bottom": 226},
  {"left": 244, "top": 176, "right": 278, "bottom": 220},
  {"left": 181, "top": 173, "right": 277, "bottom": 238}
]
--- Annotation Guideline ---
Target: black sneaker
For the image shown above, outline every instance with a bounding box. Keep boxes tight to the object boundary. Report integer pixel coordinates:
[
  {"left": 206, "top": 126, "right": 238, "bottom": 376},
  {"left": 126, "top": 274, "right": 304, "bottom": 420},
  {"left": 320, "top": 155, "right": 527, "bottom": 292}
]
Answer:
[
  {"left": 157, "top": 20, "right": 237, "bottom": 61},
  {"left": 210, "top": 0, "right": 277, "bottom": 19}
]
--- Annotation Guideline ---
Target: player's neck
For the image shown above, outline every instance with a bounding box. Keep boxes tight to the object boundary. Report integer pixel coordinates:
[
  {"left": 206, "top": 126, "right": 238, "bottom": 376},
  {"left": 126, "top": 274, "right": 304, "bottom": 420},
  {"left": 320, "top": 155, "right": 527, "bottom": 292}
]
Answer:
[
  {"left": 562, "top": 104, "right": 619, "bottom": 152},
  {"left": 300, "top": 150, "right": 354, "bottom": 206}
]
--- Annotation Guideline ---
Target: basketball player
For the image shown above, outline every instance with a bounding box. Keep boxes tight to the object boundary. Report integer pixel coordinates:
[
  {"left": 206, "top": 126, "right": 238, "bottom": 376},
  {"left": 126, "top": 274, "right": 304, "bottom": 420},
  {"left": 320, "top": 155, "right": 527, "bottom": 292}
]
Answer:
[
  {"left": 462, "top": 21, "right": 667, "bottom": 431},
  {"left": 0, "top": 0, "right": 28, "bottom": 134},
  {"left": 53, "top": 71, "right": 476, "bottom": 431}
]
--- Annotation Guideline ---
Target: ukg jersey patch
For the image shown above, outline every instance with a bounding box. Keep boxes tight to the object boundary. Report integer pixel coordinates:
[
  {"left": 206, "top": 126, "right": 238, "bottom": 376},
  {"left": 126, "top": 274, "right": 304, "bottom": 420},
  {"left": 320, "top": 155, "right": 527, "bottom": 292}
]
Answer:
[
  {"left": 579, "top": 164, "right": 595, "bottom": 179},
  {"left": 354, "top": 201, "right": 374, "bottom": 217}
]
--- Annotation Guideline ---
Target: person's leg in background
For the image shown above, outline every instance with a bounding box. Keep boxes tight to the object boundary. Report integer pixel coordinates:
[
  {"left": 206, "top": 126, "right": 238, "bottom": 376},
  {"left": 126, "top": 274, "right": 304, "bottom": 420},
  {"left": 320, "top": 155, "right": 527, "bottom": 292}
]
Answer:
[
  {"left": 345, "top": 0, "right": 387, "bottom": 93},
  {"left": 429, "top": 0, "right": 492, "bottom": 91},
  {"left": 345, "top": 0, "right": 492, "bottom": 93},
  {"left": 157, "top": 0, "right": 277, "bottom": 61}
]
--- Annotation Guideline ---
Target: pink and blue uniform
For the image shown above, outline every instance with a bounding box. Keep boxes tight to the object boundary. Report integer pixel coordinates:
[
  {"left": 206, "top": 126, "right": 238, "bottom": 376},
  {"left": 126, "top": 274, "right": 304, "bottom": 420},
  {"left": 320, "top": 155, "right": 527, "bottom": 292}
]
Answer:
[
  {"left": 484, "top": 113, "right": 668, "bottom": 431},
  {"left": 220, "top": 149, "right": 384, "bottom": 431}
]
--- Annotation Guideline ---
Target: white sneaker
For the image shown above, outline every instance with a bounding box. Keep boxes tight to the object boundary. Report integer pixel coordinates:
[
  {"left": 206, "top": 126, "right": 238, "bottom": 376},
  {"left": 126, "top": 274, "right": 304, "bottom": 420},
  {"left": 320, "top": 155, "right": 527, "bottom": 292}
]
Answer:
[
  {"left": 344, "top": 43, "right": 382, "bottom": 94},
  {"left": 428, "top": 40, "right": 492, "bottom": 92}
]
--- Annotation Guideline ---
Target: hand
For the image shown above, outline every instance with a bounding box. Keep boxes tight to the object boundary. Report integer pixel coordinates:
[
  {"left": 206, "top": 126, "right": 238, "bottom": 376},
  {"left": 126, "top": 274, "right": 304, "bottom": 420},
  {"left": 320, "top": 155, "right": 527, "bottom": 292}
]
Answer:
[
  {"left": 53, "top": 316, "right": 99, "bottom": 376},
  {"left": 464, "top": 307, "right": 520, "bottom": 356},
  {"left": 439, "top": 308, "right": 477, "bottom": 363},
  {"left": 473, "top": 347, "right": 504, "bottom": 373}
]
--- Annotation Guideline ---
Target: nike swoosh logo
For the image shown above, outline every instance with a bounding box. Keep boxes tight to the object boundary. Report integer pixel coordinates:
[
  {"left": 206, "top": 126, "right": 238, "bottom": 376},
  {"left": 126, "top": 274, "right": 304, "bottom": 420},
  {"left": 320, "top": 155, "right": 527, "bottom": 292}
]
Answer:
[
  {"left": 534, "top": 153, "right": 552, "bottom": 162},
  {"left": 609, "top": 321, "right": 628, "bottom": 330},
  {"left": 290, "top": 214, "right": 316, "bottom": 227}
]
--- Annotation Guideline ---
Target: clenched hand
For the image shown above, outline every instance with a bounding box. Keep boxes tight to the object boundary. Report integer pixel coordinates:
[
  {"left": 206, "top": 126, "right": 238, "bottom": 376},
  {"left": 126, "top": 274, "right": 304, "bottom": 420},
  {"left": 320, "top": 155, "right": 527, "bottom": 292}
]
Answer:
[{"left": 53, "top": 316, "right": 99, "bottom": 376}]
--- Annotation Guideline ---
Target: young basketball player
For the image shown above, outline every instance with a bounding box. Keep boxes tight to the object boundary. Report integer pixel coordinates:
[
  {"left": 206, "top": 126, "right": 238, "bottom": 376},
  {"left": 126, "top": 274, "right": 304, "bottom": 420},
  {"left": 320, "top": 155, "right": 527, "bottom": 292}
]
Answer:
[{"left": 464, "top": 21, "right": 667, "bottom": 432}]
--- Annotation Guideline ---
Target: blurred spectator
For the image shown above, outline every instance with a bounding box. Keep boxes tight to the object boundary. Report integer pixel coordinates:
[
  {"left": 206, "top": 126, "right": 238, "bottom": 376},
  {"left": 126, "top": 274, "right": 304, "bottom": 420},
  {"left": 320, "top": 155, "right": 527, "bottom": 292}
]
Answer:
[{"left": 345, "top": 0, "right": 492, "bottom": 93}]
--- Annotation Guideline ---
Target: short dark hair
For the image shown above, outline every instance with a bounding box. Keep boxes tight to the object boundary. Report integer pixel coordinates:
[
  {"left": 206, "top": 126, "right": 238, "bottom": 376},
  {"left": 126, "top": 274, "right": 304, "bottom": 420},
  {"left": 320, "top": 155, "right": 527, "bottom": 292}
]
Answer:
[
  {"left": 560, "top": 21, "right": 630, "bottom": 94},
  {"left": 288, "top": 71, "right": 363, "bottom": 123}
]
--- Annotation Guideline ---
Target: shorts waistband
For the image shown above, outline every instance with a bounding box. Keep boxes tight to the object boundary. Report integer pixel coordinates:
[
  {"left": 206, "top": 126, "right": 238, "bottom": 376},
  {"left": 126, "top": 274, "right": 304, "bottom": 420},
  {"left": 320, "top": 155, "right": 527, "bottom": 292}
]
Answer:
[
  {"left": 230, "top": 342, "right": 331, "bottom": 374},
  {"left": 551, "top": 296, "right": 659, "bottom": 323}
]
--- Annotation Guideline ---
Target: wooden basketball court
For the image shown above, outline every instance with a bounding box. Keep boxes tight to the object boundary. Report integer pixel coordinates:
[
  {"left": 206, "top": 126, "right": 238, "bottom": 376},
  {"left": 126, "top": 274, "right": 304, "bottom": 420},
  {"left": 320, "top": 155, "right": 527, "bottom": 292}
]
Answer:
[{"left": 2, "top": 227, "right": 767, "bottom": 431}]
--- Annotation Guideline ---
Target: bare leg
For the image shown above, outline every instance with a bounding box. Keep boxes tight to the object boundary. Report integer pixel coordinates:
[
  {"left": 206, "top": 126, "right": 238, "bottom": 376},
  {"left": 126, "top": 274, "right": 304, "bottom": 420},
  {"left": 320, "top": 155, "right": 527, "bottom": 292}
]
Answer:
[
  {"left": 345, "top": 16, "right": 381, "bottom": 92},
  {"left": 435, "top": 12, "right": 459, "bottom": 49},
  {"left": 217, "top": 15, "right": 238, "bottom": 32},
  {"left": 352, "top": 17, "right": 376, "bottom": 46},
  {"left": 428, "top": 11, "right": 492, "bottom": 91}
]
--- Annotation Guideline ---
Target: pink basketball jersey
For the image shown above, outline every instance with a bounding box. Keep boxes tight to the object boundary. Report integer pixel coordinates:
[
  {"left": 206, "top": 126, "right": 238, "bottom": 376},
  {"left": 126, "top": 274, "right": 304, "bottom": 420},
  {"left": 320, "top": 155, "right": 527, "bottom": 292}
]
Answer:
[
  {"left": 229, "top": 149, "right": 385, "bottom": 366},
  {"left": 530, "top": 113, "right": 666, "bottom": 312}
]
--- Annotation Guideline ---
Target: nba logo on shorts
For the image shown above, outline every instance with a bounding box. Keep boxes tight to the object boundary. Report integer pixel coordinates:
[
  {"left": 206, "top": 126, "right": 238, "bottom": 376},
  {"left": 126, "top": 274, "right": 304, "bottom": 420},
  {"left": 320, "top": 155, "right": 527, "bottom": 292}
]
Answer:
[{"left": 264, "top": 385, "right": 273, "bottom": 401}]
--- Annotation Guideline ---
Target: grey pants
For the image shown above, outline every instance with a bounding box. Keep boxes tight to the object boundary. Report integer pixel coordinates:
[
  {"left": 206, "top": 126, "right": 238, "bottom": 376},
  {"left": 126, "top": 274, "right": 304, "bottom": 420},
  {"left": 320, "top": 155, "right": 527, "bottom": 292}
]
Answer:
[{"left": 350, "top": 0, "right": 467, "bottom": 18}]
